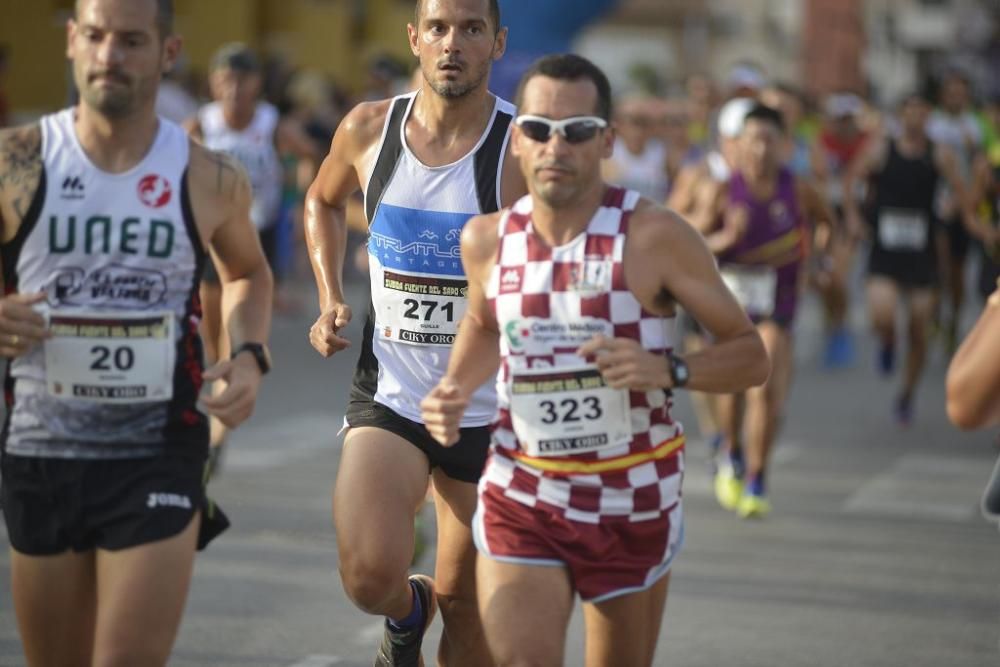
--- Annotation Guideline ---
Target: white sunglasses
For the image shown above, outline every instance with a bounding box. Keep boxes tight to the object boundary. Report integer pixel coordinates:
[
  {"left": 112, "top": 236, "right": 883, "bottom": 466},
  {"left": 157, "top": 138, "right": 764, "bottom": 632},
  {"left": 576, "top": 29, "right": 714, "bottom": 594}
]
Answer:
[{"left": 514, "top": 115, "right": 608, "bottom": 144}]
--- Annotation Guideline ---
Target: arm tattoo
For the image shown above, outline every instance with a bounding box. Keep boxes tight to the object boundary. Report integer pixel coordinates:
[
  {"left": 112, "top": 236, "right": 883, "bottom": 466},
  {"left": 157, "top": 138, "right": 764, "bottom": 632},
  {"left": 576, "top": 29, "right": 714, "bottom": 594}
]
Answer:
[
  {"left": 0, "top": 125, "right": 43, "bottom": 226},
  {"left": 205, "top": 151, "right": 240, "bottom": 201}
]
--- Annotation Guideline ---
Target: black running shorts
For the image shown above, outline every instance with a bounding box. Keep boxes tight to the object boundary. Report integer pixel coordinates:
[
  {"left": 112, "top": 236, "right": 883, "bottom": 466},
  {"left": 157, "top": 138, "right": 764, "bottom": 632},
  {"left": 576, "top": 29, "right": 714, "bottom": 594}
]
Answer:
[
  {"left": 0, "top": 452, "right": 228, "bottom": 555},
  {"left": 942, "top": 215, "right": 971, "bottom": 259},
  {"left": 345, "top": 400, "right": 490, "bottom": 484}
]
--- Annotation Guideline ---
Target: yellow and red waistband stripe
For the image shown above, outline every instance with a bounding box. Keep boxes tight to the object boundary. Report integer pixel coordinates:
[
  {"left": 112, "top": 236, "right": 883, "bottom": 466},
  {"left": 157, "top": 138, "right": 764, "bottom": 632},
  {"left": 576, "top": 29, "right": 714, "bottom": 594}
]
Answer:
[{"left": 511, "top": 432, "right": 685, "bottom": 474}]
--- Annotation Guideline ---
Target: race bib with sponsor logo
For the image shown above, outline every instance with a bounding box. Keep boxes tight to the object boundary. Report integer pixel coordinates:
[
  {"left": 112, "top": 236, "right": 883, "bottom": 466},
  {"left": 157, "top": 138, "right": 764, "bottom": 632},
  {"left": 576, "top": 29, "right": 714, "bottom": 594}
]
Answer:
[
  {"left": 721, "top": 265, "right": 778, "bottom": 317},
  {"left": 375, "top": 269, "right": 467, "bottom": 346},
  {"left": 510, "top": 364, "right": 632, "bottom": 457},
  {"left": 878, "top": 209, "right": 929, "bottom": 252},
  {"left": 44, "top": 311, "right": 175, "bottom": 403}
]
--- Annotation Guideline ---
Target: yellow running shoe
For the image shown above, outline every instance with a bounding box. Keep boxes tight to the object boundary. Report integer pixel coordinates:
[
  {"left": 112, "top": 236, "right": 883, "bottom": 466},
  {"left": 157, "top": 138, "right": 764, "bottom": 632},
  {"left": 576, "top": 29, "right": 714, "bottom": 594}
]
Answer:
[
  {"left": 714, "top": 466, "right": 744, "bottom": 511},
  {"left": 737, "top": 493, "right": 772, "bottom": 519}
]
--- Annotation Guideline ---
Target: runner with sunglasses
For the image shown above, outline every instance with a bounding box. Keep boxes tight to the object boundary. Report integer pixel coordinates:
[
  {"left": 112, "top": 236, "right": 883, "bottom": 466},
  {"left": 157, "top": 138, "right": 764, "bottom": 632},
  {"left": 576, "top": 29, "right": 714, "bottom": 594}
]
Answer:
[
  {"left": 421, "top": 54, "right": 769, "bottom": 666},
  {"left": 304, "top": 0, "right": 525, "bottom": 664}
]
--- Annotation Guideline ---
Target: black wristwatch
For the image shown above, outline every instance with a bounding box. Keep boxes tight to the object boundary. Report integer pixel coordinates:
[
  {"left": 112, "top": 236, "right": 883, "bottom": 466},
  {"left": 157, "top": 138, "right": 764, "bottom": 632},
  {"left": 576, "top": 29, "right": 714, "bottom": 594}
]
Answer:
[
  {"left": 232, "top": 342, "right": 272, "bottom": 375},
  {"left": 667, "top": 353, "right": 689, "bottom": 388}
]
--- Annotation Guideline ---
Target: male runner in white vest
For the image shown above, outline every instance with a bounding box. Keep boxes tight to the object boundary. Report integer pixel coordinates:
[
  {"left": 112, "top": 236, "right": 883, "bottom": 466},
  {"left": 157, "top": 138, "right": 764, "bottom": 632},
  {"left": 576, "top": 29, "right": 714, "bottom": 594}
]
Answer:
[
  {"left": 186, "top": 43, "right": 314, "bottom": 472},
  {"left": 305, "top": 0, "right": 525, "bottom": 664},
  {"left": 0, "top": 0, "right": 273, "bottom": 664}
]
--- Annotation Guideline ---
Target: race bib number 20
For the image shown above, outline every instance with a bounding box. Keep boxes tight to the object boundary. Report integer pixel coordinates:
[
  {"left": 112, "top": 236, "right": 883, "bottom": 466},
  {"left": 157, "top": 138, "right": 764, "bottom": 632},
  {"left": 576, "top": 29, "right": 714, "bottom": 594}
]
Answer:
[{"left": 45, "top": 311, "right": 175, "bottom": 403}]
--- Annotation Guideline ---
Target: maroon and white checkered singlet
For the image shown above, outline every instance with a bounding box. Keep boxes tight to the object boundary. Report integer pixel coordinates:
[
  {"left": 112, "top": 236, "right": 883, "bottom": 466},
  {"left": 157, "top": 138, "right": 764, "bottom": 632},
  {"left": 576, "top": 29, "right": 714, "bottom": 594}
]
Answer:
[{"left": 482, "top": 187, "right": 685, "bottom": 522}]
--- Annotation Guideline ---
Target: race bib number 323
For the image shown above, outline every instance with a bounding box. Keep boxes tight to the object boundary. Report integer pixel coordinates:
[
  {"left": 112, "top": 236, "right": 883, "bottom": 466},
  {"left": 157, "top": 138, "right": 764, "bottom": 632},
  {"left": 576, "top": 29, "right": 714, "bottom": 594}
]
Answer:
[
  {"left": 44, "top": 311, "right": 175, "bottom": 403},
  {"left": 510, "top": 364, "right": 632, "bottom": 457}
]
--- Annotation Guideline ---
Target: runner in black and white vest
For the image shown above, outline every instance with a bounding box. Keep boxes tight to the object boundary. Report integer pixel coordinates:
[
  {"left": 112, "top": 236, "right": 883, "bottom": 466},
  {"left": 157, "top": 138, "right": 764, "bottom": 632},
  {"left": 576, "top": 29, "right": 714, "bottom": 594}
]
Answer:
[
  {"left": 0, "top": 1, "right": 273, "bottom": 664},
  {"left": 304, "top": 1, "right": 525, "bottom": 665}
]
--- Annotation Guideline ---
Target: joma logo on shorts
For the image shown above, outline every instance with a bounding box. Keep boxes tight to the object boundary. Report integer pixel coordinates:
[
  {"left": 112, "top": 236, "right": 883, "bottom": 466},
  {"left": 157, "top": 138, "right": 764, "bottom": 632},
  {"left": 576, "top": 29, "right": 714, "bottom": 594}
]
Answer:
[{"left": 147, "top": 492, "right": 192, "bottom": 509}]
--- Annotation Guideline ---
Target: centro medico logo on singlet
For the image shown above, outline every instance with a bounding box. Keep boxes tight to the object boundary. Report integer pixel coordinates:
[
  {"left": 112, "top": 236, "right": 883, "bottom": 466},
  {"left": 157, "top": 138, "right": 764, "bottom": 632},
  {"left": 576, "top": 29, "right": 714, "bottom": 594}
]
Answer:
[{"left": 506, "top": 320, "right": 530, "bottom": 351}]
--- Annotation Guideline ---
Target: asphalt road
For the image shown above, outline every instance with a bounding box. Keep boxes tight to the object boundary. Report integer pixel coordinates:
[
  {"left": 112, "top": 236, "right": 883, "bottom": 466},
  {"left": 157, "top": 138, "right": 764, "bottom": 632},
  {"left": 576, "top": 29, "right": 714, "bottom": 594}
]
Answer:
[{"left": 2, "top": 273, "right": 998, "bottom": 667}]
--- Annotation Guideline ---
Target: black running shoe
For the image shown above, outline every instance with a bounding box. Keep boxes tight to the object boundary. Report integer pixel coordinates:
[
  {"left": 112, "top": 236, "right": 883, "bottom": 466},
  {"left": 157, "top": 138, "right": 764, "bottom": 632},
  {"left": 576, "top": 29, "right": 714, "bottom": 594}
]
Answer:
[{"left": 374, "top": 574, "right": 437, "bottom": 667}]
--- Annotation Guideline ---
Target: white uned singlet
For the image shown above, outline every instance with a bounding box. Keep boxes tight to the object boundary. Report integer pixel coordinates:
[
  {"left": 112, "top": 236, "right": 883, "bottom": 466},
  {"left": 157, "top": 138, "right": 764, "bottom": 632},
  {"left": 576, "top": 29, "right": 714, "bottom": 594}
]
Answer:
[{"left": 4, "top": 109, "right": 207, "bottom": 459}]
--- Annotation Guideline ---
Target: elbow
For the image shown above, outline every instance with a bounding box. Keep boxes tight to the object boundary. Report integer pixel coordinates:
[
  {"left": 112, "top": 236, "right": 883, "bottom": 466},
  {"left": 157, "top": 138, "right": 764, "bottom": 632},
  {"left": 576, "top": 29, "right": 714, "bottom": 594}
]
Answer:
[
  {"left": 946, "top": 373, "right": 987, "bottom": 431},
  {"left": 753, "top": 359, "right": 771, "bottom": 388},
  {"left": 946, "top": 398, "right": 980, "bottom": 431},
  {"left": 946, "top": 367, "right": 972, "bottom": 429}
]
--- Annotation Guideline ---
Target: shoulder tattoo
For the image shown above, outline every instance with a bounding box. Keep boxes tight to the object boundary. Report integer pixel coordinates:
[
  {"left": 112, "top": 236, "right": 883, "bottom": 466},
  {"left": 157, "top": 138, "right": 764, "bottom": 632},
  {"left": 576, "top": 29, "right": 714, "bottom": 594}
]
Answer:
[{"left": 194, "top": 147, "right": 249, "bottom": 203}]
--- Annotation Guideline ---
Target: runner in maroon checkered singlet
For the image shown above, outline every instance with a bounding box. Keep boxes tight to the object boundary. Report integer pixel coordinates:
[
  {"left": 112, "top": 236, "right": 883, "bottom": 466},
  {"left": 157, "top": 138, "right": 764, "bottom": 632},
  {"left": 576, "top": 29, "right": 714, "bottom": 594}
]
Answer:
[{"left": 421, "top": 54, "right": 770, "bottom": 667}]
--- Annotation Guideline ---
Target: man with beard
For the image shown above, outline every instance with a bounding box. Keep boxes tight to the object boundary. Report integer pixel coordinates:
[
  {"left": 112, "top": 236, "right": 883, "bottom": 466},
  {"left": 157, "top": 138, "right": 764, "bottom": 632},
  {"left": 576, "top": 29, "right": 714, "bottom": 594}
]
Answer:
[
  {"left": 421, "top": 54, "right": 768, "bottom": 666},
  {"left": 304, "top": 0, "right": 524, "bottom": 664},
  {"left": 0, "top": 0, "right": 273, "bottom": 664}
]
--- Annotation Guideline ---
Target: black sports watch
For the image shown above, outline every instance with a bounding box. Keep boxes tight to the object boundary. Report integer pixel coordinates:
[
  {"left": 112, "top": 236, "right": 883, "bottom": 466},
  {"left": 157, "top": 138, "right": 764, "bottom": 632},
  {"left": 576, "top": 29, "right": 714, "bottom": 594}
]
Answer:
[
  {"left": 667, "top": 353, "right": 689, "bottom": 388},
  {"left": 232, "top": 342, "right": 272, "bottom": 375}
]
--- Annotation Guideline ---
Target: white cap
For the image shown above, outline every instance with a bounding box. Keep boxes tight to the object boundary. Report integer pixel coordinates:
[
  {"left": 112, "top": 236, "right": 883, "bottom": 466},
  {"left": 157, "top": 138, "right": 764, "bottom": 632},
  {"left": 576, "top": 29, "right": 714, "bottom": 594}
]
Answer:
[
  {"left": 727, "top": 64, "right": 766, "bottom": 92},
  {"left": 717, "top": 97, "right": 755, "bottom": 138}
]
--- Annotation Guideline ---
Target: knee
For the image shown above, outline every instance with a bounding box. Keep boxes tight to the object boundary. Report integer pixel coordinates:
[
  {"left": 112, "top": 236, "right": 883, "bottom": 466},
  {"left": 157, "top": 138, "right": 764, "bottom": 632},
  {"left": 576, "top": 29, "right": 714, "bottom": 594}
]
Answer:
[
  {"left": 436, "top": 587, "right": 479, "bottom": 625},
  {"left": 870, "top": 307, "right": 893, "bottom": 330},
  {"left": 746, "top": 385, "right": 782, "bottom": 419},
  {"left": 338, "top": 555, "right": 400, "bottom": 613},
  {"left": 907, "top": 316, "right": 930, "bottom": 341},
  {"left": 746, "top": 382, "right": 774, "bottom": 405}
]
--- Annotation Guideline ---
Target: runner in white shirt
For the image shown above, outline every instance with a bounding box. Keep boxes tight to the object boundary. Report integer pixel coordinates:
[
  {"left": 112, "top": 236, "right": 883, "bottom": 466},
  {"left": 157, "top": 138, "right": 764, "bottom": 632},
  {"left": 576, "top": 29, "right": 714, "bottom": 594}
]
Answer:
[
  {"left": 304, "top": 1, "right": 525, "bottom": 664},
  {"left": 0, "top": 1, "right": 272, "bottom": 664},
  {"left": 186, "top": 43, "right": 314, "bottom": 468}
]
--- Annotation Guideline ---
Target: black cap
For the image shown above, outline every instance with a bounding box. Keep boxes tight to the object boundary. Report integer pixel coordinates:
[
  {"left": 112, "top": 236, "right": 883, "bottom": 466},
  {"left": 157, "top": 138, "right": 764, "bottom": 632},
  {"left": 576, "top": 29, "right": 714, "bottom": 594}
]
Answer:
[{"left": 211, "top": 43, "right": 260, "bottom": 74}]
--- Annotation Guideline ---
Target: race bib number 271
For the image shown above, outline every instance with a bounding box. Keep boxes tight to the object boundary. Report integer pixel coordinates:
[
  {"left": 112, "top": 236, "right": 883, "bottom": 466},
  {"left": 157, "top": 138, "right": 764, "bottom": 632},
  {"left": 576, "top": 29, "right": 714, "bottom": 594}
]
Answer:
[
  {"left": 377, "top": 270, "right": 467, "bottom": 346},
  {"left": 45, "top": 311, "right": 175, "bottom": 403}
]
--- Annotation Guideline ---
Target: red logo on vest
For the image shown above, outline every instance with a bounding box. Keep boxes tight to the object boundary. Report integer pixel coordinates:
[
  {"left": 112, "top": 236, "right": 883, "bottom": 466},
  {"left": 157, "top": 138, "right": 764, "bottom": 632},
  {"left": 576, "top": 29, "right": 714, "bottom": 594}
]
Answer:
[{"left": 138, "top": 174, "right": 172, "bottom": 208}]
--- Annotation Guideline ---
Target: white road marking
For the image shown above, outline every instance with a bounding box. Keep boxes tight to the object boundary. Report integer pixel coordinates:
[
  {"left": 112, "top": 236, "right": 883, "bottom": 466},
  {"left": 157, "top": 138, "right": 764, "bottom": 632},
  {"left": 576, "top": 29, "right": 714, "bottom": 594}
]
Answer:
[
  {"left": 843, "top": 454, "right": 982, "bottom": 522},
  {"left": 286, "top": 655, "right": 343, "bottom": 667}
]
